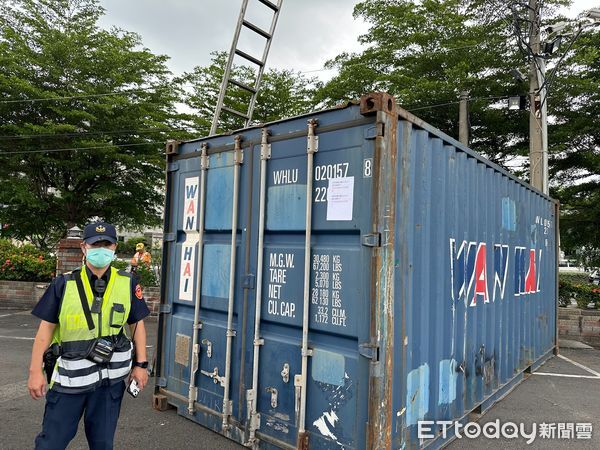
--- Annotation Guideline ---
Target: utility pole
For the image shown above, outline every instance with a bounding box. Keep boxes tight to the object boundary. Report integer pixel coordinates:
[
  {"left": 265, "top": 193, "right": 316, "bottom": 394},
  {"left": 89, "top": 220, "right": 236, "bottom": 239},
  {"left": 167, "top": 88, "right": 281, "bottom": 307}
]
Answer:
[
  {"left": 459, "top": 91, "right": 469, "bottom": 146},
  {"left": 529, "top": 0, "right": 548, "bottom": 194}
]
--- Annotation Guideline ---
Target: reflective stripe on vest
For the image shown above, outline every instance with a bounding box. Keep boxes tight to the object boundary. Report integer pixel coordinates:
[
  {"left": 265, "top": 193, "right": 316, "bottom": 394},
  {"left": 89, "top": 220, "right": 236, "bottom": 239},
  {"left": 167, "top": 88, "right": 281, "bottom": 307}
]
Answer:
[{"left": 50, "top": 266, "right": 132, "bottom": 391}]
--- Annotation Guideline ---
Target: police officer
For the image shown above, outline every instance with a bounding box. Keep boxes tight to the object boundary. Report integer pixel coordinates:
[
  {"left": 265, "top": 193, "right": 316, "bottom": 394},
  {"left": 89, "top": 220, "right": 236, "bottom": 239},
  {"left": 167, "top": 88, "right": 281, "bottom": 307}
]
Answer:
[{"left": 27, "top": 222, "right": 150, "bottom": 450}]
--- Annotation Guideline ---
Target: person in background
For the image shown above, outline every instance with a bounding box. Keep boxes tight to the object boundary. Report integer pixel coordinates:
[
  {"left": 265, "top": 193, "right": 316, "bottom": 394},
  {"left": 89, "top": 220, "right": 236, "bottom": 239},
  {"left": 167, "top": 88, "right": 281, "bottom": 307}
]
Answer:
[
  {"left": 27, "top": 222, "right": 150, "bottom": 450},
  {"left": 130, "top": 242, "right": 152, "bottom": 270}
]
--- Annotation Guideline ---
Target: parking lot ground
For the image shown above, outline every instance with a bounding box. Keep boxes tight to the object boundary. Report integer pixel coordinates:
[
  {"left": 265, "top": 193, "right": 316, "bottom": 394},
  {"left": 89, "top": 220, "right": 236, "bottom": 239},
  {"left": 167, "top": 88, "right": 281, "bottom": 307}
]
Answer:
[{"left": 2, "top": 309, "right": 600, "bottom": 449}]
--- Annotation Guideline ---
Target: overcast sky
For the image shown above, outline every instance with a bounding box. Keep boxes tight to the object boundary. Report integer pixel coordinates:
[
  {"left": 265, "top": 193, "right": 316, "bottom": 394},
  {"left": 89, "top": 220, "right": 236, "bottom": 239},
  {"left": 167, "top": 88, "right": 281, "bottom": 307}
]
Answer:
[
  {"left": 97, "top": 0, "right": 595, "bottom": 80},
  {"left": 97, "top": 0, "right": 368, "bottom": 80}
]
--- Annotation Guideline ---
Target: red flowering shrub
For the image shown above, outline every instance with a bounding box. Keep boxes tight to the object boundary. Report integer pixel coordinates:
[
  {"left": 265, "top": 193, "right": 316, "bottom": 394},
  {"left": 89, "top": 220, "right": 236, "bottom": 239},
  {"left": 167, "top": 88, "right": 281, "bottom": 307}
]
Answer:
[{"left": 0, "top": 240, "right": 55, "bottom": 282}]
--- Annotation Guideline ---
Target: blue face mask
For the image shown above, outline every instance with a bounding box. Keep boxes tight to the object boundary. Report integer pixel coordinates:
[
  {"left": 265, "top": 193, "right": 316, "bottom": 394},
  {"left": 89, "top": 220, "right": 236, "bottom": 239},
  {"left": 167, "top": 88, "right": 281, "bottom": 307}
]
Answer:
[{"left": 86, "top": 247, "right": 115, "bottom": 268}]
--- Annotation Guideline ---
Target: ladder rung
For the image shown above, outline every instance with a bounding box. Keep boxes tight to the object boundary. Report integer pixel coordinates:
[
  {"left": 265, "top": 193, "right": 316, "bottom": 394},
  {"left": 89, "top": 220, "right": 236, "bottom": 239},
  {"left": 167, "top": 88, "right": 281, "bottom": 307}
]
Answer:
[
  {"left": 234, "top": 49, "right": 264, "bottom": 67},
  {"left": 221, "top": 105, "right": 250, "bottom": 120},
  {"left": 229, "top": 79, "right": 257, "bottom": 94},
  {"left": 242, "top": 20, "right": 272, "bottom": 39},
  {"left": 257, "top": 0, "right": 279, "bottom": 11}
]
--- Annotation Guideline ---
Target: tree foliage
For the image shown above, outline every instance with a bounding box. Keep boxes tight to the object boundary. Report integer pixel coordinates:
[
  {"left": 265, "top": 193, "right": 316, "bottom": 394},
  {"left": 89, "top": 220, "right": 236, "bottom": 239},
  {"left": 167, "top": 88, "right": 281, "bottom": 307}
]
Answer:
[
  {"left": 315, "top": 0, "right": 570, "bottom": 169},
  {"left": 550, "top": 28, "right": 600, "bottom": 265},
  {"left": 0, "top": 0, "right": 186, "bottom": 248}
]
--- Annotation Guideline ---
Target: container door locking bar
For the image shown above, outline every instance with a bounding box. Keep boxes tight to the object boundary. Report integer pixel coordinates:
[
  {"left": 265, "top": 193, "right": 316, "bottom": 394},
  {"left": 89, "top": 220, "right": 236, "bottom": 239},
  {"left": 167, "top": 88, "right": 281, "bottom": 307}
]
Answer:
[
  {"left": 222, "top": 137, "right": 243, "bottom": 431},
  {"left": 246, "top": 129, "right": 271, "bottom": 447},
  {"left": 187, "top": 144, "right": 209, "bottom": 415}
]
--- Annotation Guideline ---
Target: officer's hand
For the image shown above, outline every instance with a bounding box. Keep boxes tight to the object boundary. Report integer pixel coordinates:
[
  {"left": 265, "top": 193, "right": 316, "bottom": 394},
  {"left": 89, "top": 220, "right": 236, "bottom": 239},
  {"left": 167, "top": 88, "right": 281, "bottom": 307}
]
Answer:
[
  {"left": 130, "top": 367, "right": 148, "bottom": 390},
  {"left": 28, "top": 369, "right": 47, "bottom": 400}
]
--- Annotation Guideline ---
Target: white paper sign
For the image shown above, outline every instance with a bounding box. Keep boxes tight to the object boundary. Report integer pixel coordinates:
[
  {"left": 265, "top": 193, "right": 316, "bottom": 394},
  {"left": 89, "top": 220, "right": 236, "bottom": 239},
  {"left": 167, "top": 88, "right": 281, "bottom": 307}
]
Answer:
[{"left": 326, "top": 176, "right": 354, "bottom": 221}]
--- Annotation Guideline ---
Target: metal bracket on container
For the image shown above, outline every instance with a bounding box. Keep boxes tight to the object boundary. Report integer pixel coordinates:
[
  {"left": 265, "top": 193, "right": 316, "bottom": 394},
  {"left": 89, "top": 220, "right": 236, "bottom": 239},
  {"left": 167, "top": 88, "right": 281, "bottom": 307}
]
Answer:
[
  {"left": 200, "top": 367, "right": 226, "bottom": 387},
  {"left": 155, "top": 377, "right": 167, "bottom": 387},
  {"left": 223, "top": 400, "right": 233, "bottom": 416},
  {"left": 307, "top": 119, "right": 319, "bottom": 154},
  {"left": 234, "top": 136, "right": 244, "bottom": 165},
  {"left": 242, "top": 274, "right": 255, "bottom": 289},
  {"left": 359, "top": 342, "right": 379, "bottom": 361},
  {"left": 201, "top": 339, "right": 212, "bottom": 358},
  {"left": 159, "top": 304, "right": 172, "bottom": 314},
  {"left": 167, "top": 162, "right": 179, "bottom": 172},
  {"left": 266, "top": 387, "right": 278, "bottom": 408},
  {"left": 163, "top": 232, "right": 175, "bottom": 242},
  {"left": 362, "top": 233, "right": 382, "bottom": 247},
  {"left": 281, "top": 363, "right": 290, "bottom": 383},
  {"left": 200, "top": 143, "right": 210, "bottom": 170},
  {"left": 261, "top": 128, "right": 271, "bottom": 160}
]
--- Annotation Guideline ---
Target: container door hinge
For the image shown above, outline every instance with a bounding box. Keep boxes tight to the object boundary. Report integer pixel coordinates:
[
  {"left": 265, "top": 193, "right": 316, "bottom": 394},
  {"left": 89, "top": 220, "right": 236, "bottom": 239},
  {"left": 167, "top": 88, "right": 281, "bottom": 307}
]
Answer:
[
  {"left": 359, "top": 342, "right": 379, "bottom": 361},
  {"left": 167, "top": 162, "right": 179, "bottom": 172},
  {"left": 223, "top": 400, "right": 233, "bottom": 416},
  {"left": 242, "top": 274, "right": 256, "bottom": 289},
  {"left": 364, "top": 122, "right": 384, "bottom": 140},
  {"left": 362, "top": 233, "right": 381, "bottom": 247},
  {"left": 156, "top": 377, "right": 167, "bottom": 387},
  {"left": 159, "top": 304, "right": 172, "bottom": 314},
  {"left": 163, "top": 232, "right": 175, "bottom": 242}
]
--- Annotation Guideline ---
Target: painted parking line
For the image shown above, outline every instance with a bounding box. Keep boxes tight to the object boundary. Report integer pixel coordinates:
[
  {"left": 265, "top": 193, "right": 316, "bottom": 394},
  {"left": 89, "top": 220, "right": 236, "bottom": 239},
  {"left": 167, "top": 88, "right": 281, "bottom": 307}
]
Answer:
[
  {"left": 533, "top": 353, "right": 600, "bottom": 380},
  {"left": 557, "top": 353, "right": 600, "bottom": 377},
  {"left": 534, "top": 372, "right": 600, "bottom": 380},
  {"left": 0, "top": 335, "right": 34, "bottom": 340},
  {"left": 0, "top": 311, "right": 30, "bottom": 318}
]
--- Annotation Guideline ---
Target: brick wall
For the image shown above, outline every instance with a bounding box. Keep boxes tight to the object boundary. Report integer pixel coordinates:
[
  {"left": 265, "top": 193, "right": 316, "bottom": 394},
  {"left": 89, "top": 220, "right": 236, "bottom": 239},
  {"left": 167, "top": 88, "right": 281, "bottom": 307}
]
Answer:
[
  {"left": 0, "top": 279, "right": 161, "bottom": 316},
  {"left": 559, "top": 307, "right": 600, "bottom": 347},
  {"left": 56, "top": 238, "right": 84, "bottom": 275},
  {"left": 0, "top": 280, "right": 48, "bottom": 310},
  {"left": 143, "top": 286, "right": 160, "bottom": 316}
]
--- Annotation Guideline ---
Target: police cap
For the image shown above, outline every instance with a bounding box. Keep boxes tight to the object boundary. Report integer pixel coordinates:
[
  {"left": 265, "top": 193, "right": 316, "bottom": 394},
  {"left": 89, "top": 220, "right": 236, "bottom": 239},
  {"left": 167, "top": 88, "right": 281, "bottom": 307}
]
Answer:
[{"left": 83, "top": 222, "right": 117, "bottom": 244}]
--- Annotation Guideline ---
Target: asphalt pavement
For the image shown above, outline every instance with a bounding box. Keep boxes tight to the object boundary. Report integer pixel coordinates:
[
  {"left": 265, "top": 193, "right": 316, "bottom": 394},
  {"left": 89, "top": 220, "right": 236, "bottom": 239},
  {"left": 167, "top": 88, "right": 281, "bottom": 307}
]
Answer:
[
  {"left": 0, "top": 309, "right": 240, "bottom": 450},
  {"left": 2, "top": 309, "right": 600, "bottom": 449}
]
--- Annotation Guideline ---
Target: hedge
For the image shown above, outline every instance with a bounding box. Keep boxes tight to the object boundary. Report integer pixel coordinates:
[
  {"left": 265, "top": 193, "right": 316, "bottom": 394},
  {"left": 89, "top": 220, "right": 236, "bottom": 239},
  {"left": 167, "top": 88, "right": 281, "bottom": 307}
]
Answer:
[{"left": 0, "top": 239, "right": 55, "bottom": 282}]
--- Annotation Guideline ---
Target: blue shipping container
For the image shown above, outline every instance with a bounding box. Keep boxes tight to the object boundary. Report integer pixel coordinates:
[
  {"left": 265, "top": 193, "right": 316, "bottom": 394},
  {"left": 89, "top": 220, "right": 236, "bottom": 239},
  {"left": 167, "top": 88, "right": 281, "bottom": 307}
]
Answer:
[{"left": 154, "top": 93, "right": 558, "bottom": 449}]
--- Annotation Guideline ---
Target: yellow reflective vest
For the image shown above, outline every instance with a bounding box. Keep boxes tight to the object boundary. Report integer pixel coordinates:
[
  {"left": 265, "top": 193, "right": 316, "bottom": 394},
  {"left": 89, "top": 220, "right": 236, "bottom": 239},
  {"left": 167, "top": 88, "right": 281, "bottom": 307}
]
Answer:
[{"left": 50, "top": 266, "right": 133, "bottom": 392}]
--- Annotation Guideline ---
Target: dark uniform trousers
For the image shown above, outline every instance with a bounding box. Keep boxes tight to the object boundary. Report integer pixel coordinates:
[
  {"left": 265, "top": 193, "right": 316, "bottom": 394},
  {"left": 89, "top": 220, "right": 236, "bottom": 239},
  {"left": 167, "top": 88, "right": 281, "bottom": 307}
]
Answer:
[{"left": 35, "top": 381, "right": 126, "bottom": 450}]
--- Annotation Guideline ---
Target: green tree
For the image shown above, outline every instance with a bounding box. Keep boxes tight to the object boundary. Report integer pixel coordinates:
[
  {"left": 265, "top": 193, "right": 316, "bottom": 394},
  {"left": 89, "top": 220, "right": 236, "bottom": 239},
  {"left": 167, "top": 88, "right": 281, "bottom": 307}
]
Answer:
[
  {"left": 315, "top": 0, "right": 567, "bottom": 169},
  {"left": 0, "top": 0, "right": 187, "bottom": 248},
  {"left": 550, "top": 28, "right": 600, "bottom": 266},
  {"left": 180, "top": 52, "right": 321, "bottom": 136}
]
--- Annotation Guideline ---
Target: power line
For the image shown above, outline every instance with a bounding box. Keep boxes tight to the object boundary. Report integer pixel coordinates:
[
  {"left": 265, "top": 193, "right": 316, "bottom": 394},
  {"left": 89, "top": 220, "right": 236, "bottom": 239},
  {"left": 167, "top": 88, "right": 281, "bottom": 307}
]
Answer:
[
  {"left": 0, "top": 141, "right": 163, "bottom": 156},
  {"left": 0, "top": 89, "right": 159, "bottom": 105},
  {"left": 299, "top": 43, "right": 489, "bottom": 74},
  {"left": 0, "top": 127, "right": 179, "bottom": 141},
  {"left": 405, "top": 94, "right": 512, "bottom": 112}
]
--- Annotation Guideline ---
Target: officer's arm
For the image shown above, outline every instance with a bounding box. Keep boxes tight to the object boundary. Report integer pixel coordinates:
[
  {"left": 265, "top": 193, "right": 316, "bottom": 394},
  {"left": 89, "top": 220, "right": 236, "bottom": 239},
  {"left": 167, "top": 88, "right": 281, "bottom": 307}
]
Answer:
[
  {"left": 28, "top": 320, "right": 56, "bottom": 399},
  {"left": 129, "top": 320, "right": 149, "bottom": 389}
]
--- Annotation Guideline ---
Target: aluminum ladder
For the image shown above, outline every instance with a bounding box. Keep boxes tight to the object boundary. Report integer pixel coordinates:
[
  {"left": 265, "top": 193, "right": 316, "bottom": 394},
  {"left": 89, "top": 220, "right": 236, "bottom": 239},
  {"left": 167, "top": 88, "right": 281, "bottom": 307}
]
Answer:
[{"left": 209, "top": 0, "right": 284, "bottom": 136}]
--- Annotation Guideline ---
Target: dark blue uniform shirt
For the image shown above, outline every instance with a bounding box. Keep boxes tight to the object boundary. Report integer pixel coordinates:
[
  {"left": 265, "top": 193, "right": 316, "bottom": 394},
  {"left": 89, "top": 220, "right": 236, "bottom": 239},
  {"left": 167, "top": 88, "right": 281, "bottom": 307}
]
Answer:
[{"left": 32, "top": 266, "right": 150, "bottom": 324}]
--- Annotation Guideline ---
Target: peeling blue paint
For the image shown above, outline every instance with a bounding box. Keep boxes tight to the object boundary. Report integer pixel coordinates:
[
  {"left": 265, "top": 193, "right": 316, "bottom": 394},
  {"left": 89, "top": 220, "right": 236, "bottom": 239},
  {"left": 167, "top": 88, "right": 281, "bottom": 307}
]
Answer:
[
  {"left": 406, "top": 363, "right": 430, "bottom": 425},
  {"left": 438, "top": 359, "right": 458, "bottom": 405},
  {"left": 311, "top": 349, "right": 345, "bottom": 386}
]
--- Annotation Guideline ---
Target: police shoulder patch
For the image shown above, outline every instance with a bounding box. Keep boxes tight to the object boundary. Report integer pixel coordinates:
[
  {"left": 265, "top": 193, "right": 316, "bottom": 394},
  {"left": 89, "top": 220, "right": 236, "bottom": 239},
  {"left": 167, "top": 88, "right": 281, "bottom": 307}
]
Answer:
[{"left": 135, "top": 284, "right": 143, "bottom": 300}]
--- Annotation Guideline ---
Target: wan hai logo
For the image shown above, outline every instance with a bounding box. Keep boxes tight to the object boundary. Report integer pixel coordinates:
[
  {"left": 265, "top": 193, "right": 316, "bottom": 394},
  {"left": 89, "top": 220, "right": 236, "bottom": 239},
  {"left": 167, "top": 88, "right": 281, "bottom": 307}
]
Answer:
[{"left": 450, "top": 239, "right": 542, "bottom": 307}]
